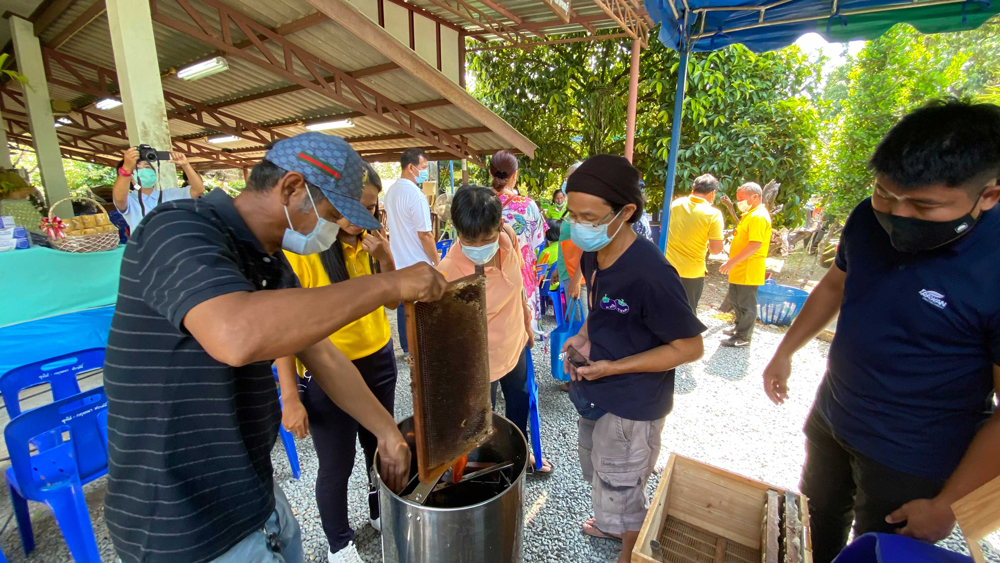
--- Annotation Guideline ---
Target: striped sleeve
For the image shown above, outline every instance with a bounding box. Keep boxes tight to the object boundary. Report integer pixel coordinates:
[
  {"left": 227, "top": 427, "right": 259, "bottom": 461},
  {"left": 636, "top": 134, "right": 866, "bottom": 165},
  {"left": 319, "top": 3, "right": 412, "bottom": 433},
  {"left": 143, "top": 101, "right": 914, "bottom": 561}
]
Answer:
[{"left": 136, "top": 208, "right": 254, "bottom": 331}]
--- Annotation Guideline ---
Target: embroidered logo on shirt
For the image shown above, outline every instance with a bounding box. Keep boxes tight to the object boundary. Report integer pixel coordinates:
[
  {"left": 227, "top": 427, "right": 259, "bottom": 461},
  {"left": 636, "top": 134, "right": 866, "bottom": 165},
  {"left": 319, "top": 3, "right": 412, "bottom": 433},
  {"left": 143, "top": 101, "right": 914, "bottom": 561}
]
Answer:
[
  {"left": 919, "top": 289, "right": 947, "bottom": 310},
  {"left": 599, "top": 295, "right": 630, "bottom": 314}
]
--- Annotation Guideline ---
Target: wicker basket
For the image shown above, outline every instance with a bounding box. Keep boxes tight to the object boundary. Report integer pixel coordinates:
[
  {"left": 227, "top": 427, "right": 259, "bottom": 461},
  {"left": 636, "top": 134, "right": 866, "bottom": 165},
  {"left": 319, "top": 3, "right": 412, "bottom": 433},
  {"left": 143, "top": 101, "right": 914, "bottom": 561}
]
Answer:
[{"left": 46, "top": 196, "right": 120, "bottom": 253}]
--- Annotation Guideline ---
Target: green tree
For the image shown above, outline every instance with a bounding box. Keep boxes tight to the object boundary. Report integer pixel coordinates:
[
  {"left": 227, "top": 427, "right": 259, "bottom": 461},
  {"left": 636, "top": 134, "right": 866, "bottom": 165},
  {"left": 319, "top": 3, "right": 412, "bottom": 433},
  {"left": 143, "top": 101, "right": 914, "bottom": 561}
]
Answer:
[
  {"left": 468, "top": 30, "right": 823, "bottom": 227},
  {"left": 814, "top": 22, "right": 1000, "bottom": 219}
]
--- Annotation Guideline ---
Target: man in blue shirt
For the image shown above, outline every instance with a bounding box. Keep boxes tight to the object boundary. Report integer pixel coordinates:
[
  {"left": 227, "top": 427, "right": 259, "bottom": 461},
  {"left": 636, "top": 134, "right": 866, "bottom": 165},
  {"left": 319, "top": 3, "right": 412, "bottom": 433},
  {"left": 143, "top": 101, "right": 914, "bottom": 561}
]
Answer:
[{"left": 762, "top": 100, "right": 1000, "bottom": 563}]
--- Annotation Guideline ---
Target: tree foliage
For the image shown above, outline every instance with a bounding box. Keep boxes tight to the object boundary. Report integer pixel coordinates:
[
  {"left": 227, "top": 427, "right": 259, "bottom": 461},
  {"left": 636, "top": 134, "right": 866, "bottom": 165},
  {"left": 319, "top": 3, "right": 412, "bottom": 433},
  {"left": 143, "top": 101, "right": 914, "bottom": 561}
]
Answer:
[
  {"left": 468, "top": 30, "right": 823, "bottom": 227},
  {"left": 814, "top": 23, "right": 1000, "bottom": 219}
]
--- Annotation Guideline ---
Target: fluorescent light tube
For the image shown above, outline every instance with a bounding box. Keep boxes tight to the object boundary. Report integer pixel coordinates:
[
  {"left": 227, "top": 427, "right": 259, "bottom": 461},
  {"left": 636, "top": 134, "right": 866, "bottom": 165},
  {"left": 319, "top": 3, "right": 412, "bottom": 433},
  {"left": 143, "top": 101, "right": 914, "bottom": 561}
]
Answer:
[
  {"left": 177, "top": 57, "right": 229, "bottom": 81},
  {"left": 96, "top": 98, "right": 122, "bottom": 110},
  {"left": 208, "top": 135, "right": 241, "bottom": 144},
  {"left": 305, "top": 118, "right": 355, "bottom": 131}
]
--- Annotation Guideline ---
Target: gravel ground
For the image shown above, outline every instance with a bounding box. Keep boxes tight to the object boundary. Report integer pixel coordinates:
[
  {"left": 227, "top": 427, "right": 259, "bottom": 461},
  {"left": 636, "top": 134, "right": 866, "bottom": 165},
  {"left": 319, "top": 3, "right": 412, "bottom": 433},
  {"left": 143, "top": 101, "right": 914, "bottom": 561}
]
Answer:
[{"left": 0, "top": 305, "right": 996, "bottom": 562}]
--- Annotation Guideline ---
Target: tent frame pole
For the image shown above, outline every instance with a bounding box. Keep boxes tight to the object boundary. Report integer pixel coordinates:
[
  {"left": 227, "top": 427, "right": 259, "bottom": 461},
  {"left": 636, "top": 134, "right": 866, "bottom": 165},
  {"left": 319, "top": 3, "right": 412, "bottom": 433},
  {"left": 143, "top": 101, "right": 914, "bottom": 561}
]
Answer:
[{"left": 658, "top": 46, "right": 690, "bottom": 252}]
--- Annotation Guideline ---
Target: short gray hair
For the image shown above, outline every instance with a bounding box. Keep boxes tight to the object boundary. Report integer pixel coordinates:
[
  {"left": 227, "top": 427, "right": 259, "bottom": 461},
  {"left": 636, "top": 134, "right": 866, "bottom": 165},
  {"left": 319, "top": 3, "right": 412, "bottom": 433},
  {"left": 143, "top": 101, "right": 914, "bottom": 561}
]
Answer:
[
  {"left": 296, "top": 184, "right": 327, "bottom": 214},
  {"left": 737, "top": 182, "right": 762, "bottom": 198}
]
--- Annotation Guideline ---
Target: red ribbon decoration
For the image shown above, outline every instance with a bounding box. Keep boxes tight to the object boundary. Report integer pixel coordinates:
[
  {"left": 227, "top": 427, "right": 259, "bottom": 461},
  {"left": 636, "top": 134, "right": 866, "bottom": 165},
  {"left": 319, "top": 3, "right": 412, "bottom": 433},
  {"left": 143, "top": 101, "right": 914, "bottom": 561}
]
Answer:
[{"left": 40, "top": 217, "right": 67, "bottom": 239}]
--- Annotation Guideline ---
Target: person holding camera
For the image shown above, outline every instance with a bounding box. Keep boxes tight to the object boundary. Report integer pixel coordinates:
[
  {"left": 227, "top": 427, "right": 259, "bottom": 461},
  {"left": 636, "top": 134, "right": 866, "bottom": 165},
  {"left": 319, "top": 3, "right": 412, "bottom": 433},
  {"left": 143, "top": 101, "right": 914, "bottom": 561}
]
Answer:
[{"left": 113, "top": 147, "right": 205, "bottom": 231}]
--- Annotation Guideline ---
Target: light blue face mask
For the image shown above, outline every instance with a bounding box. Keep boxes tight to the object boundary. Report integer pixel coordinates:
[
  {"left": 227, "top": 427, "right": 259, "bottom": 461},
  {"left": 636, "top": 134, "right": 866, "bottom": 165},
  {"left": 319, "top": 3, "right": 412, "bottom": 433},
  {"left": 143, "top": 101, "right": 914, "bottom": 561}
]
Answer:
[
  {"left": 282, "top": 187, "right": 341, "bottom": 255},
  {"left": 560, "top": 180, "right": 567, "bottom": 193},
  {"left": 136, "top": 168, "right": 157, "bottom": 189},
  {"left": 415, "top": 168, "right": 429, "bottom": 184},
  {"left": 461, "top": 239, "right": 500, "bottom": 265},
  {"left": 569, "top": 208, "right": 625, "bottom": 252}
]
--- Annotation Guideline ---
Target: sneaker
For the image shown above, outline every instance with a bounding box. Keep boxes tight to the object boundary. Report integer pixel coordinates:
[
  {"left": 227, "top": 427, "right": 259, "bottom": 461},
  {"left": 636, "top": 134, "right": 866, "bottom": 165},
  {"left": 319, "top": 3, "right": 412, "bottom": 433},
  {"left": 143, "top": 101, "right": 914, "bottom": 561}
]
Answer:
[
  {"left": 722, "top": 327, "right": 737, "bottom": 336},
  {"left": 329, "top": 542, "right": 364, "bottom": 563},
  {"left": 721, "top": 336, "right": 751, "bottom": 348},
  {"left": 370, "top": 516, "right": 381, "bottom": 532}
]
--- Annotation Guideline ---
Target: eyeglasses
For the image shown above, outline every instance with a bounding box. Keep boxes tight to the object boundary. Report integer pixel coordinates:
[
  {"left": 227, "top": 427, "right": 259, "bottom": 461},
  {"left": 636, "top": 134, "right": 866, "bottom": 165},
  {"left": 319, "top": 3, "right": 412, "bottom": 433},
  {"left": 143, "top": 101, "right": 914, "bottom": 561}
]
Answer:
[{"left": 565, "top": 210, "right": 615, "bottom": 229}]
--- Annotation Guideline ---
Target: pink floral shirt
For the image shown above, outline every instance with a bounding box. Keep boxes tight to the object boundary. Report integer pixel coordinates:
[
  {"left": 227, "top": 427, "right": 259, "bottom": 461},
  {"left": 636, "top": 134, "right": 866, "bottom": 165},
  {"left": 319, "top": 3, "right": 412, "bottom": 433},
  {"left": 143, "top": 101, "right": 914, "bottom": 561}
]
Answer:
[{"left": 498, "top": 192, "right": 547, "bottom": 320}]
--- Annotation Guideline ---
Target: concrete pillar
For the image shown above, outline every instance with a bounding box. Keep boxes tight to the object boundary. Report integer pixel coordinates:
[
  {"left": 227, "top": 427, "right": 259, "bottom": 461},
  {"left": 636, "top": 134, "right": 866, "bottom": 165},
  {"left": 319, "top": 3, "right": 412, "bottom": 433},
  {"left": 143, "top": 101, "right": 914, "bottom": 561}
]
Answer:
[
  {"left": 9, "top": 16, "right": 73, "bottom": 217},
  {"left": 0, "top": 113, "right": 12, "bottom": 169},
  {"left": 105, "top": 0, "right": 178, "bottom": 188}
]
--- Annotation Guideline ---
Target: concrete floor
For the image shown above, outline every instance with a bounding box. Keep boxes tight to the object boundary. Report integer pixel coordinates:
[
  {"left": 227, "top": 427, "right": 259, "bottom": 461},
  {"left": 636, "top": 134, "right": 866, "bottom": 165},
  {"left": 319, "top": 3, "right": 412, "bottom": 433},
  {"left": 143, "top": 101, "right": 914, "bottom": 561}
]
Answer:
[{"left": 0, "top": 307, "right": 996, "bottom": 562}]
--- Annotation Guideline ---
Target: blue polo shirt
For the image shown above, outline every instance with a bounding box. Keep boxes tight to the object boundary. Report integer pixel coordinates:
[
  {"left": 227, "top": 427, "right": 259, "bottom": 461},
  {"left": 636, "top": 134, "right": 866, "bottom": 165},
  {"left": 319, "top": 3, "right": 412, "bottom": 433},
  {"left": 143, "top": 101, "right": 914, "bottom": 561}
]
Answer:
[{"left": 816, "top": 198, "right": 1000, "bottom": 480}]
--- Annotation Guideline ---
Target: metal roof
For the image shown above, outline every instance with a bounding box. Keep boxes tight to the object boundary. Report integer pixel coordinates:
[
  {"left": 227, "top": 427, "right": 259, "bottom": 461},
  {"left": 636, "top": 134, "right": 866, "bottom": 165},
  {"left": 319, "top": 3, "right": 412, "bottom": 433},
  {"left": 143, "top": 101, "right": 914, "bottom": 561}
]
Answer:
[{"left": 3, "top": 0, "right": 575, "bottom": 170}]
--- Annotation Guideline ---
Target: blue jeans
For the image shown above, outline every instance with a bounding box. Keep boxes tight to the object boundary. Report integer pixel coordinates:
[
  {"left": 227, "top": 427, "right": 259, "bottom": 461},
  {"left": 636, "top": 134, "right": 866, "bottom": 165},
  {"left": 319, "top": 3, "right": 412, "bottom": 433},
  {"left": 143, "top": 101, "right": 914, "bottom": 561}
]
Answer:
[{"left": 210, "top": 484, "right": 302, "bottom": 563}]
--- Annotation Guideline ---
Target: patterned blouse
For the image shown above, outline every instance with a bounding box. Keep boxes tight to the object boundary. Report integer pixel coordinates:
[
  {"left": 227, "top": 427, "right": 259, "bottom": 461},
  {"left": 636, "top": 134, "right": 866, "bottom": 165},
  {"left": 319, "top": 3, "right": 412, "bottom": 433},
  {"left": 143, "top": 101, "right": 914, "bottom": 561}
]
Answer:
[{"left": 497, "top": 192, "right": 547, "bottom": 320}]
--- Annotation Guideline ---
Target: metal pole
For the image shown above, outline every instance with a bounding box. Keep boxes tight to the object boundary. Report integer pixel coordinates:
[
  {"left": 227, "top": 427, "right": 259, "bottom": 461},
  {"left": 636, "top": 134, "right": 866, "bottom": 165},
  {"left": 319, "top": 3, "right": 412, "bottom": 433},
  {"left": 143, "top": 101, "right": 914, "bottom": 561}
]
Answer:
[
  {"left": 624, "top": 39, "right": 641, "bottom": 163},
  {"left": 449, "top": 160, "right": 455, "bottom": 194},
  {"left": 657, "top": 48, "right": 690, "bottom": 252}
]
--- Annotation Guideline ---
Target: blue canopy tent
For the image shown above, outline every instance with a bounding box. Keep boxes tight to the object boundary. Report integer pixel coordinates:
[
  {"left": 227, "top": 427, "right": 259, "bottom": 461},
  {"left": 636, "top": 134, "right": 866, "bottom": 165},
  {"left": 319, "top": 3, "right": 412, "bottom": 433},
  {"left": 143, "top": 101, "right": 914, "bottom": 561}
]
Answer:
[{"left": 645, "top": 0, "right": 1000, "bottom": 250}]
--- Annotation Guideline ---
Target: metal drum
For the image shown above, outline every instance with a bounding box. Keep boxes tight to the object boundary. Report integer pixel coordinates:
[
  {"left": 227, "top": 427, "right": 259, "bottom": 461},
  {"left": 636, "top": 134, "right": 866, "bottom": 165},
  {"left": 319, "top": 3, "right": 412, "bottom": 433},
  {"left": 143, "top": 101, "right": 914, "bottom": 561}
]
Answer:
[{"left": 374, "top": 413, "right": 527, "bottom": 563}]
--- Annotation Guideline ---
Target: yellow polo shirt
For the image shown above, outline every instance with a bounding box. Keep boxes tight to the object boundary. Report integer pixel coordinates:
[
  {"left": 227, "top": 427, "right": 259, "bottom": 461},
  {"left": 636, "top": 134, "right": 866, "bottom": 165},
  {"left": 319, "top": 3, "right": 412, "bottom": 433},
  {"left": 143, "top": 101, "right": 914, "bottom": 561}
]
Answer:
[
  {"left": 665, "top": 195, "right": 725, "bottom": 278},
  {"left": 728, "top": 205, "right": 772, "bottom": 286},
  {"left": 283, "top": 243, "right": 392, "bottom": 374}
]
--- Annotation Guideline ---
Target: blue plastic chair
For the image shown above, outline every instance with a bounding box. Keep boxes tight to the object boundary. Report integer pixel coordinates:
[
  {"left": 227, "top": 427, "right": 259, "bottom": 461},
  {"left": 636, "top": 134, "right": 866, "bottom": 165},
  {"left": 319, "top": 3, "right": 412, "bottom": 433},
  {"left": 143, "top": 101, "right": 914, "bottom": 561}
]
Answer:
[
  {"left": 4, "top": 386, "right": 108, "bottom": 562},
  {"left": 0, "top": 348, "right": 104, "bottom": 418},
  {"left": 436, "top": 239, "right": 453, "bottom": 259},
  {"left": 524, "top": 350, "right": 543, "bottom": 471},
  {"left": 271, "top": 367, "right": 301, "bottom": 480}
]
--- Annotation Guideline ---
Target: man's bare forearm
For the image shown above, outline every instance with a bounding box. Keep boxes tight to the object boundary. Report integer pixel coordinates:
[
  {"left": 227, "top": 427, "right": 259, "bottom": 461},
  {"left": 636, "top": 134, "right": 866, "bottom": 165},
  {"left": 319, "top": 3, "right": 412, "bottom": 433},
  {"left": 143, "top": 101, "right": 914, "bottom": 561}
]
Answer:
[
  {"left": 418, "top": 232, "right": 440, "bottom": 265},
  {"left": 937, "top": 369, "right": 1000, "bottom": 507},
  {"left": 298, "top": 340, "right": 399, "bottom": 442},
  {"left": 774, "top": 266, "right": 845, "bottom": 358},
  {"left": 184, "top": 274, "right": 398, "bottom": 366},
  {"left": 607, "top": 336, "right": 704, "bottom": 375}
]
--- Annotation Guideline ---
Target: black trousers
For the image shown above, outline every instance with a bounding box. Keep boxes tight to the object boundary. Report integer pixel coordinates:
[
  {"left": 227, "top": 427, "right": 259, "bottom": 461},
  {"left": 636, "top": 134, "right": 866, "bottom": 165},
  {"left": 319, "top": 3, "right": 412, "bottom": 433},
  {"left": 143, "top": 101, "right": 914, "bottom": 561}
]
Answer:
[
  {"left": 490, "top": 347, "right": 530, "bottom": 443},
  {"left": 679, "top": 277, "right": 705, "bottom": 313},
  {"left": 800, "top": 409, "right": 946, "bottom": 563},
  {"left": 301, "top": 340, "right": 398, "bottom": 554},
  {"left": 395, "top": 304, "right": 408, "bottom": 354},
  {"left": 726, "top": 283, "right": 759, "bottom": 340}
]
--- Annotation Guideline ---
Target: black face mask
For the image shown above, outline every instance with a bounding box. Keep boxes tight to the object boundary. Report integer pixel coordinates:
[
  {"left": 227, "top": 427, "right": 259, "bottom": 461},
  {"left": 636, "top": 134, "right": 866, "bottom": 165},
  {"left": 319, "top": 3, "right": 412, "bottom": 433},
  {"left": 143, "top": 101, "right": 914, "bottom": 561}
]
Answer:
[{"left": 872, "top": 189, "right": 986, "bottom": 253}]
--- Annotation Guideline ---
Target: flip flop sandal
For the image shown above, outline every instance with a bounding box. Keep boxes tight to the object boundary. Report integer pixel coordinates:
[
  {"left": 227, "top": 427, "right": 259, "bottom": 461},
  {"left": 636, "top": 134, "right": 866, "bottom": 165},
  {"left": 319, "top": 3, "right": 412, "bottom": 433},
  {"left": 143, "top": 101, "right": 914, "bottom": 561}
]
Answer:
[
  {"left": 583, "top": 522, "right": 622, "bottom": 542},
  {"left": 526, "top": 459, "right": 555, "bottom": 476}
]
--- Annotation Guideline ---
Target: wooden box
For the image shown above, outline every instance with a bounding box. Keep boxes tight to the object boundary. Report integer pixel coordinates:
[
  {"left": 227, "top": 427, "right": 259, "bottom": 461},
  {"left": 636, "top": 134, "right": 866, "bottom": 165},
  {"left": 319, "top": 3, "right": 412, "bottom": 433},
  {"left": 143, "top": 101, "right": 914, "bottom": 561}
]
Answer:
[{"left": 633, "top": 454, "right": 812, "bottom": 563}]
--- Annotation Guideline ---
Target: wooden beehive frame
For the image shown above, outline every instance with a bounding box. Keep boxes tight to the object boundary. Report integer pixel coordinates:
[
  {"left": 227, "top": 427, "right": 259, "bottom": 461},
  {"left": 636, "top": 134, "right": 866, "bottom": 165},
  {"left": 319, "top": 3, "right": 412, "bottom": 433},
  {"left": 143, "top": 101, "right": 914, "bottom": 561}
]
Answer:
[{"left": 633, "top": 454, "right": 812, "bottom": 563}]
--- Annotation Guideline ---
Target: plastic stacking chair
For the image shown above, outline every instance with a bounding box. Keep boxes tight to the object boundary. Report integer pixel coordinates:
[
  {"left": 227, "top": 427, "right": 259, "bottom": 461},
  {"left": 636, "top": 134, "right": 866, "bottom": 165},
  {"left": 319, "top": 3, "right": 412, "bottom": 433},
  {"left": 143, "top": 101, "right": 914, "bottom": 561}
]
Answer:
[
  {"left": 4, "top": 386, "right": 108, "bottom": 562},
  {"left": 0, "top": 348, "right": 104, "bottom": 418},
  {"left": 436, "top": 239, "right": 453, "bottom": 260},
  {"left": 524, "top": 350, "right": 543, "bottom": 472},
  {"left": 271, "top": 367, "right": 301, "bottom": 480}
]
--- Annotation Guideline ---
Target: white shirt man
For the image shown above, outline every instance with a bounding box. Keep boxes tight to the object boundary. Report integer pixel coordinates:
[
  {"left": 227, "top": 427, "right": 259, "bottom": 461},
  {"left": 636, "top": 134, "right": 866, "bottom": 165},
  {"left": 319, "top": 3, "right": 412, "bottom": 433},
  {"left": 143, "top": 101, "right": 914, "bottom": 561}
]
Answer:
[{"left": 384, "top": 148, "right": 438, "bottom": 268}]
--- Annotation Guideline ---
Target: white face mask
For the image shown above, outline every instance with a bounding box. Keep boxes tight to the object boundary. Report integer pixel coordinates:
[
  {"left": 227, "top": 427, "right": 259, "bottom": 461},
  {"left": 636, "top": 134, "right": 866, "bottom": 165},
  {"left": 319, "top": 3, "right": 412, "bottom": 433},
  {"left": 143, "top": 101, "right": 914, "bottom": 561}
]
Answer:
[
  {"left": 461, "top": 239, "right": 500, "bottom": 265},
  {"left": 282, "top": 187, "right": 340, "bottom": 255},
  {"left": 736, "top": 199, "right": 751, "bottom": 213}
]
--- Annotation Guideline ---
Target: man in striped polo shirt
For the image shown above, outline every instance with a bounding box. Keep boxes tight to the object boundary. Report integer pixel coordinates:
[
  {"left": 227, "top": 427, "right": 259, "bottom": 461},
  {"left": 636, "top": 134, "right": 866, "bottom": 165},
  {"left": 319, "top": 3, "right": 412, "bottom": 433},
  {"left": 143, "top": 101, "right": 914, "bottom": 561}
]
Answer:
[{"left": 103, "top": 133, "right": 447, "bottom": 563}]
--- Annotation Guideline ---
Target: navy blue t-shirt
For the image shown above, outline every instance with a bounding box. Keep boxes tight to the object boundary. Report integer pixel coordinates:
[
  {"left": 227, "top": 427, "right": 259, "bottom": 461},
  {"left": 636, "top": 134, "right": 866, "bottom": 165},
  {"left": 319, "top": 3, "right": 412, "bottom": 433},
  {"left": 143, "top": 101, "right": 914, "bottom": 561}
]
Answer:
[
  {"left": 570, "top": 237, "right": 706, "bottom": 421},
  {"left": 817, "top": 198, "right": 1000, "bottom": 480}
]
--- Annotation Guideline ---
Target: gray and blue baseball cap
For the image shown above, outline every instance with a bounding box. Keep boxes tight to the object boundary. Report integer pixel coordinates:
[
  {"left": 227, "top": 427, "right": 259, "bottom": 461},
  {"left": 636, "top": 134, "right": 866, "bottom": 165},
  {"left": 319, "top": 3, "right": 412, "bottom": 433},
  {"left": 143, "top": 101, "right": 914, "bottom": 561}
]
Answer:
[{"left": 263, "top": 132, "right": 382, "bottom": 231}]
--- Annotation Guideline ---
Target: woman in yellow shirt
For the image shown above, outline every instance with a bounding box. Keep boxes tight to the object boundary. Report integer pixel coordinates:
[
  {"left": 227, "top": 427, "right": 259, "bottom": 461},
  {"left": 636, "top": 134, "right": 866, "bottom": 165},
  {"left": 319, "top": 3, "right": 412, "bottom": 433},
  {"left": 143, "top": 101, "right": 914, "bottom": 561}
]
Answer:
[{"left": 275, "top": 162, "right": 397, "bottom": 563}]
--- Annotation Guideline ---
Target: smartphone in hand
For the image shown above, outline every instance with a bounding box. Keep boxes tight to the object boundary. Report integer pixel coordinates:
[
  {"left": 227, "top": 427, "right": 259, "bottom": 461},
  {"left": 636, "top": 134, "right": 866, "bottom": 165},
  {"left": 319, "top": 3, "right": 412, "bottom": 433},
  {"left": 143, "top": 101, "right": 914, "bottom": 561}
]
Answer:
[{"left": 566, "top": 345, "right": 590, "bottom": 368}]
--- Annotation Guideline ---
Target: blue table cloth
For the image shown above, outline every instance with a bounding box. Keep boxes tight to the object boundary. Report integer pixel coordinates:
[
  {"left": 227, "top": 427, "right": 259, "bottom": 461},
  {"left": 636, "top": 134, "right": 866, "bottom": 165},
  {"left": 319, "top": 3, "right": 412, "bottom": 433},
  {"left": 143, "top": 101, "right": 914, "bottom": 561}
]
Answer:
[{"left": 0, "top": 306, "right": 114, "bottom": 377}]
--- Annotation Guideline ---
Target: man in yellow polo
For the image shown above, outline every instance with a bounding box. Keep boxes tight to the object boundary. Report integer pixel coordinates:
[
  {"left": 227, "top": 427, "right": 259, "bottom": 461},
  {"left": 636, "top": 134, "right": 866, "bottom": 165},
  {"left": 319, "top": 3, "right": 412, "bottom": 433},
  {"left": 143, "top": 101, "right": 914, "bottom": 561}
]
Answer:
[
  {"left": 719, "top": 182, "right": 771, "bottom": 347},
  {"left": 665, "top": 174, "right": 725, "bottom": 312}
]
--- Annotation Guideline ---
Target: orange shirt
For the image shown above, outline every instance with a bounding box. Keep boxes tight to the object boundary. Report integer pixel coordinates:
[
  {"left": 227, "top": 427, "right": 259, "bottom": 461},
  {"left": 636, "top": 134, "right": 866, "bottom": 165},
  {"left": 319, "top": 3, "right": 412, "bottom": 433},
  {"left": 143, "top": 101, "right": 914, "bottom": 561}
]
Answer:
[{"left": 437, "top": 225, "right": 528, "bottom": 381}]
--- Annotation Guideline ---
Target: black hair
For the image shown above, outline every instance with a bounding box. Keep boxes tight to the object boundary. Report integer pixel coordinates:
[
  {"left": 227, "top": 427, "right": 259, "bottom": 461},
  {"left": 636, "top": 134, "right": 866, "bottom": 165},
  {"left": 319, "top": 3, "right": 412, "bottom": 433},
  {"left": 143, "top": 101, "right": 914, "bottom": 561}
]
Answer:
[
  {"left": 245, "top": 159, "right": 289, "bottom": 192},
  {"left": 400, "top": 148, "right": 427, "bottom": 170},
  {"left": 545, "top": 220, "right": 562, "bottom": 243},
  {"left": 451, "top": 185, "right": 502, "bottom": 240},
  {"left": 869, "top": 99, "right": 1000, "bottom": 189},
  {"left": 319, "top": 162, "right": 383, "bottom": 284},
  {"left": 551, "top": 189, "right": 565, "bottom": 201},
  {"left": 692, "top": 174, "right": 720, "bottom": 194}
]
